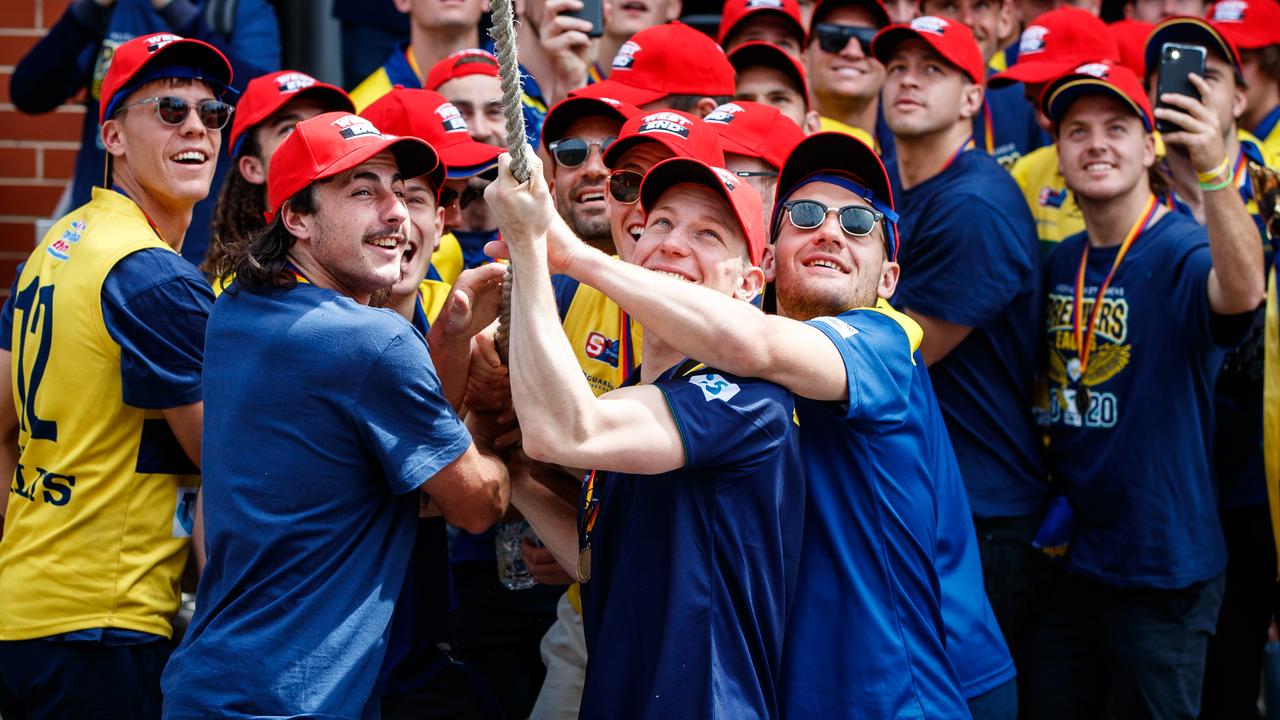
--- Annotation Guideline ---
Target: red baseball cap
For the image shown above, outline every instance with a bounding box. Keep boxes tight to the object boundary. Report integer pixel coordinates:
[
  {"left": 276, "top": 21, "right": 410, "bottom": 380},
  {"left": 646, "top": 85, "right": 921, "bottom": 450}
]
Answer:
[
  {"left": 602, "top": 109, "right": 726, "bottom": 167},
  {"left": 1144, "top": 16, "right": 1243, "bottom": 79},
  {"left": 1041, "top": 62, "right": 1154, "bottom": 131},
  {"left": 425, "top": 48, "right": 500, "bottom": 91},
  {"left": 990, "top": 8, "right": 1118, "bottom": 88},
  {"left": 570, "top": 22, "right": 736, "bottom": 107},
  {"left": 540, "top": 96, "right": 643, "bottom": 152},
  {"left": 228, "top": 70, "right": 353, "bottom": 159},
  {"left": 1206, "top": 0, "right": 1280, "bottom": 51},
  {"left": 718, "top": 0, "right": 805, "bottom": 47},
  {"left": 772, "top": 131, "right": 900, "bottom": 260},
  {"left": 361, "top": 87, "right": 501, "bottom": 183},
  {"left": 266, "top": 112, "right": 439, "bottom": 219},
  {"left": 640, "top": 157, "right": 767, "bottom": 264},
  {"left": 100, "top": 33, "right": 232, "bottom": 124},
  {"left": 872, "top": 16, "right": 986, "bottom": 84},
  {"left": 810, "top": 0, "right": 891, "bottom": 30},
  {"left": 1108, "top": 19, "right": 1155, "bottom": 76},
  {"left": 703, "top": 101, "right": 806, "bottom": 170},
  {"left": 727, "top": 41, "right": 811, "bottom": 110}
]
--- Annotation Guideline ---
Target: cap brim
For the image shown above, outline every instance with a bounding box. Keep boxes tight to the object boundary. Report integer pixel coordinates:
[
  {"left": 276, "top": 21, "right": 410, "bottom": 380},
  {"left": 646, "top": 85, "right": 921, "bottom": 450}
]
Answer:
[
  {"left": 1215, "top": 23, "right": 1272, "bottom": 52},
  {"left": 1044, "top": 77, "right": 1153, "bottom": 131},
  {"left": 728, "top": 42, "right": 808, "bottom": 105},
  {"left": 871, "top": 26, "right": 979, "bottom": 82},
  {"left": 541, "top": 97, "right": 638, "bottom": 151},
  {"left": 602, "top": 133, "right": 686, "bottom": 168},
  {"left": 719, "top": 9, "right": 806, "bottom": 46},
  {"left": 1144, "top": 18, "right": 1241, "bottom": 77},
  {"left": 315, "top": 135, "right": 440, "bottom": 188},
  {"left": 990, "top": 59, "right": 1078, "bottom": 88},
  {"left": 812, "top": 0, "right": 890, "bottom": 30},
  {"left": 640, "top": 157, "right": 764, "bottom": 264},
  {"left": 103, "top": 38, "right": 233, "bottom": 123},
  {"left": 230, "top": 84, "right": 354, "bottom": 159},
  {"left": 569, "top": 79, "right": 668, "bottom": 109},
  {"left": 777, "top": 131, "right": 894, "bottom": 214}
]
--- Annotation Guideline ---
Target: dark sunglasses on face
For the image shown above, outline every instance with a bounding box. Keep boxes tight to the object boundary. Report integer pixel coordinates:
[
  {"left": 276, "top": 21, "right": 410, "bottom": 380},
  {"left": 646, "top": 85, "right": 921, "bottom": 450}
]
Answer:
[
  {"left": 114, "top": 96, "right": 233, "bottom": 130},
  {"left": 439, "top": 184, "right": 481, "bottom": 210},
  {"left": 548, "top": 136, "right": 617, "bottom": 167},
  {"left": 783, "top": 199, "right": 883, "bottom": 237},
  {"left": 813, "top": 23, "right": 879, "bottom": 55},
  {"left": 607, "top": 169, "right": 643, "bottom": 205}
]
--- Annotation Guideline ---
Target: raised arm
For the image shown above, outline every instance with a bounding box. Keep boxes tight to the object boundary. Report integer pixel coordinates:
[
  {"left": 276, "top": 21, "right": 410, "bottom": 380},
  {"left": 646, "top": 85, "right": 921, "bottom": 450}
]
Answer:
[{"left": 486, "top": 151, "right": 687, "bottom": 474}]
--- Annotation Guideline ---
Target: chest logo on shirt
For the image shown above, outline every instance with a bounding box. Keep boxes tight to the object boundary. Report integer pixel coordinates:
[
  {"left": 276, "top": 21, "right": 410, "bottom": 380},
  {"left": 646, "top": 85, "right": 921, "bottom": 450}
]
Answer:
[
  {"left": 47, "top": 220, "right": 86, "bottom": 261},
  {"left": 812, "top": 315, "right": 858, "bottom": 338},
  {"left": 691, "top": 373, "right": 740, "bottom": 402},
  {"left": 1038, "top": 186, "right": 1069, "bottom": 208},
  {"left": 1043, "top": 291, "right": 1131, "bottom": 428},
  {"left": 585, "top": 331, "right": 620, "bottom": 367}
]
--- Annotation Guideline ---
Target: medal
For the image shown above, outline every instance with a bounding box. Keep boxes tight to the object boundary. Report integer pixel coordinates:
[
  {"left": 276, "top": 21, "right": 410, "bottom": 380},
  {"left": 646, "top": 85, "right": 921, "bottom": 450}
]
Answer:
[
  {"left": 577, "top": 545, "right": 592, "bottom": 583},
  {"left": 1074, "top": 385, "right": 1090, "bottom": 415}
]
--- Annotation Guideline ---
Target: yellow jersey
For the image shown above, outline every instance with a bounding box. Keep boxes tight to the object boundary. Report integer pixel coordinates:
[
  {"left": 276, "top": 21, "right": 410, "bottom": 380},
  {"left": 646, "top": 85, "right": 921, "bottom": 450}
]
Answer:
[
  {"left": 552, "top": 274, "right": 644, "bottom": 398},
  {"left": 0, "top": 188, "right": 200, "bottom": 640},
  {"left": 817, "top": 116, "right": 877, "bottom": 152}
]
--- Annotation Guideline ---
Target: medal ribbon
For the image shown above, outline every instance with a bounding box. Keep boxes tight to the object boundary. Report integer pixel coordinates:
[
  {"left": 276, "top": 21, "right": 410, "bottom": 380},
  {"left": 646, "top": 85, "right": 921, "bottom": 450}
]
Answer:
[{"left": 1072, "top": 194, "right": 1158, "bottom": 375}]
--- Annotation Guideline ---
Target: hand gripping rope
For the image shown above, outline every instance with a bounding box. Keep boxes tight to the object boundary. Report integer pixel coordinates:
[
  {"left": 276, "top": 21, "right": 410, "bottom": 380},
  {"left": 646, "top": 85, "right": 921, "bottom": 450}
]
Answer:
[{"left": 488, "top": 0, "right": 531, "bottom": 364}]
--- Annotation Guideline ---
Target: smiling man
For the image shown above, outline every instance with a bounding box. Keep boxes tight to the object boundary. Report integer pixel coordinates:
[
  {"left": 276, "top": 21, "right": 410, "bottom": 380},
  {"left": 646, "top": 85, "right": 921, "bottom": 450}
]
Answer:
[
  {"left": 160, "top": 112, "right": 510, "bottom": 720},
  {"left": 804, "top": 0, "right": 895, "bottom": 148},
  {"left": 0, "top": 33, "right": 227, "bottom": 719}
]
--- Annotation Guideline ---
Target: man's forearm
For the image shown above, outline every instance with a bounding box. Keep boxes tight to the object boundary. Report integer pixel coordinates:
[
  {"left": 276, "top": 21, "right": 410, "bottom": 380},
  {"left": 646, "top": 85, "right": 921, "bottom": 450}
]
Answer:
[
  {"left": 510, "top": 461, "right": 581, "bottom": 574},
  {"left": 1204, "top": 185, "right": 1267, "bottom": 314},
  {"left": 427, "top": 330, "right": 472, "bottom": 412}
]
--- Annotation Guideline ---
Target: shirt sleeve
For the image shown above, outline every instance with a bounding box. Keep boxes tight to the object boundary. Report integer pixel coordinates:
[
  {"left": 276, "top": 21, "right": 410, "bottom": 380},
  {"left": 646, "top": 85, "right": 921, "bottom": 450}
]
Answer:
[
  {"left": 354, "top": 329, "right": 473, "bottom": 496},
  {"left": 0, "top": 263, "right": 26, "bottom": 352},
  {"left": 100, "top": 249, "right": 214, "bottom": 409},
  {"left": 806, "top": 312, "right": 912, "bottom": 431},
  {"left": 895, "top": 193, "right": 1038, "bottom": 329},
  {"left": 1167, "top": 240, "right": 1254, "bottom": 349},
  {"left": 658, "top": 369, "right": 793, "bottom": 472}
]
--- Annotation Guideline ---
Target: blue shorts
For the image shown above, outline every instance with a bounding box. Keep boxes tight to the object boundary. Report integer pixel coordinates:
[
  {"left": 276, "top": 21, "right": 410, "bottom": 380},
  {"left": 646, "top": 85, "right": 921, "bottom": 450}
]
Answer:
[{"left": 0, "top": 635, "right": 171, "bottom": 720}]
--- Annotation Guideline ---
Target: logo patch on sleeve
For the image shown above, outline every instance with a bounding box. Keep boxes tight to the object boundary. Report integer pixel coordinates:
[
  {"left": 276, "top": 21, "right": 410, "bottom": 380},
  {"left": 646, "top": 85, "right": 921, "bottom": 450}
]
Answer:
[
  {"left": 690, "top": 373, "right": 741, "bottom": 402},
  {"left": 812, "top": 316, "right": 858, "bottom": 338}
]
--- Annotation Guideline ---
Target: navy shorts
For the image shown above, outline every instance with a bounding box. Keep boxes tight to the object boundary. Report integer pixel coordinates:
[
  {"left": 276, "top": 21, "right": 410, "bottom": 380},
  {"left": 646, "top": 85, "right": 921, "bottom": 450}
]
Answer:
[{"left": 0, "top": 636, "right": 172, "bottom": 720}]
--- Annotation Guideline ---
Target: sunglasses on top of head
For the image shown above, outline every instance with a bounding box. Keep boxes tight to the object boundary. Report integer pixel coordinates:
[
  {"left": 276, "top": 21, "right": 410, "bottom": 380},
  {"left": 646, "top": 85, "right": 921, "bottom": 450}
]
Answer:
[
  {"left": 113, "top": 95, "right": 234, "bottom": 130},
  {"left": 548, "top": 136, "right": 617, "bottom": 167},
  {"left": 813, "top": 23, "right": 879, "bottom": 55},
  {"left": 781, "top": 199, "right": 884, "bottom": 237}
]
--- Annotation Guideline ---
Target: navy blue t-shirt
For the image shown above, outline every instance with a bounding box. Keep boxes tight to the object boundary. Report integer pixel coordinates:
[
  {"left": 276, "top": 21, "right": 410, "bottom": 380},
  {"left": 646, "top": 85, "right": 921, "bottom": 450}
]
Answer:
[
  {"left": 782, "top": 309, "right": 969, "bottom": 719},
  {"left": 161, "top": 281, "right": 472, "bottom": 720},
  {"left": 889, "top": 148, "right": 1047, "bottom": 519},
  {"left": 579, "top": 362, "right": 804, "bottom": 720},
  {"left": 1043, "top": 212, "right": 1242, "bottom": 588}
]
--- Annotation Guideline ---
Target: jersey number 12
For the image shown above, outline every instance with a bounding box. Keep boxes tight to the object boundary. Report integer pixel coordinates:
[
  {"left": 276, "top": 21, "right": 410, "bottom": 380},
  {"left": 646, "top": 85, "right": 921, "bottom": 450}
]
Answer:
[{"left": 13, "top": 276, "right": 57, "bottom": 442}]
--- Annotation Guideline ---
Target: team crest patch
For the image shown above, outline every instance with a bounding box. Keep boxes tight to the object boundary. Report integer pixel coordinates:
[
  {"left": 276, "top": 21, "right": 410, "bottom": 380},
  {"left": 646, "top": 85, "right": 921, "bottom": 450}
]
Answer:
[
  {"left": 47, "top": 220, "right": 86, "bottom": 261},
  {"left": 910, "top": 16, "right": 949, "bottom": 35},
  {"left": 614, "top": 41, "right": 641, "bottom": 70},
  {"left": 144, "top": 33, "right": 181, "bottom": 53},
  {"left": 1212, "top": 0, "right": 1247, "bottom": 21},
  {"left": 1074, "top": 62, "right": 1111, "bottom": 78},
  {"left": 173, "top": 487, "right": 198, "bottom": 538},
  {"left": 637, "top": 112, "right": 692, "bottom": 139},
  {"left": 275, "top": 71, "right": 318, "bottom": 94},
  {"left": 691, "top": 373, "right": 741, "bottom": 402},
  {"left": 812, "top": 315, "right": 858, "bottom": 339},
  {"left": 1038, "top": 186, "right": 1068, "bottom": 208},
  {"left": 704, "top": 103, "right": 743, "bottom": 125},
  {"left": 585, "top": 331, "right": 620, "bottom": 367},
  {"left": 436, "top": 102, "right": 469, "bottom": 133},
  {"left": 1019, "top": 25, "right": 1048, "bottom": 55},
  {"left": 745, "top": 0, "right": 785, "bottom": 8},
  {"left": 332, "top": 114, "right": 382, "bottom": 140}
]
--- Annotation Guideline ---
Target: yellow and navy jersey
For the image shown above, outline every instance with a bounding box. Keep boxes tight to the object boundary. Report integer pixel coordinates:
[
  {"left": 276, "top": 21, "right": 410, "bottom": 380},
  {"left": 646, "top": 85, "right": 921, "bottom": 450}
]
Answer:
[
  {"left": 1253, "top": 106, "right": 1280, "bottom": 165},
  {"left": 1011, "top": 144, "right": 1084, "bottom": 260},
  {"left": 0, "top": 188, "right": 208, "bottom": 640},
  {"left": 818, "top": 116, "right": 877, "bottom": 150},
  {"left": 411, "top": 278, "right": 453, "bottom": 336},
  {"left": 1236, "top": 130, "right": 1275, "bottom": 238},
  {"left": 552, "top": 274, "right": 643, "bottom": 397},
  {"left": 429, "top": 233, "right": 464, "bottom": 286}
]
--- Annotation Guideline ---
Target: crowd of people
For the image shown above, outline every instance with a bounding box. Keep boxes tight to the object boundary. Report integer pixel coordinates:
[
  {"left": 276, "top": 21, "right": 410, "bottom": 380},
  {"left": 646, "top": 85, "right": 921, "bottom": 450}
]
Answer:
[{"left": 0, "top": 0, "right": 1276, "bottom": 717}]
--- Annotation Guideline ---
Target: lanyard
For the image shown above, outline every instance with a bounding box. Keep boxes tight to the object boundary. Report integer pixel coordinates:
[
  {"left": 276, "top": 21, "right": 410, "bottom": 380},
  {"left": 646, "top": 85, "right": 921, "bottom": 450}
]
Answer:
[
  {"left": 1072, "top": 194, "right": 1158, "bottom": 375},
  {"left": 618, "top": 308, "right": 636, "bottom": 381},
  {"left": 1233, "top": 147, "right": 1249, "bottom": 197},
  {"left": 981, "top": 102, "right": 995, "bottom": 154},
  {"left": 941, "top": 136, "right": 976, "bottom": 175}
]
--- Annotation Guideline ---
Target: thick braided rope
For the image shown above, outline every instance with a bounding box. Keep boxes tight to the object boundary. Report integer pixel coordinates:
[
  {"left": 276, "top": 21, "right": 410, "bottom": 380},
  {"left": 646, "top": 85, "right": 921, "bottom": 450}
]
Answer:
[{"left": 488, "top": 0, "right": 528, "bottom": 363}]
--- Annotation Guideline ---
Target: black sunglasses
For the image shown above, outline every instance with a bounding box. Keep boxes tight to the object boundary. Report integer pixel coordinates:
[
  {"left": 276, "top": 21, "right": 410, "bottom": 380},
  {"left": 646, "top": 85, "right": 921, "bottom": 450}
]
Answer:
[
  {"left": 439, "top": 184, "right": 481, "bottom": 210},
  {"left": 114, "top": 95, "right": 233, "bottom": 130},
  {"left": 607, "top": 170, "right": 643, "bottom": 205},
  {"left": 813, "top": 23, "right": 879, "bottom": 55},
  {"left": 782, "top": 199, "right": 883, "bottom": 237},
  {"left": 548, "top": 136, "right": 617, "bottom": 167}
]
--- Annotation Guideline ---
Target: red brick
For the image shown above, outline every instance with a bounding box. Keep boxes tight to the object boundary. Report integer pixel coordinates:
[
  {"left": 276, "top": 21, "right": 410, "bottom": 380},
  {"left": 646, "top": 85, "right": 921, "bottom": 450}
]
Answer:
[
  {"left": 0, "top": 1, "right": 37, "bottom": 29},
  {"left": 0, "top": 109, "right": 83, "bottom": 142},
  {"left": 0, "top": 222, "right": 38, "bottom": 252},
  {"left": 41, "top": 0, "right": 72, "bottom": 27},
  {"left": 0, "top": 148, "right": 37, "bottom": 178},
  {"left": 0, "top": 73, "right": 11, "bottom": 106},
  {"left": 41, "top": 147, "right": 76, "bottom": 179},
  {"left": 0, "top": 182, "right": 66, "bottom": 216},
  {"left": 0, "top": 34, "right": 40, "bottom": 66}
]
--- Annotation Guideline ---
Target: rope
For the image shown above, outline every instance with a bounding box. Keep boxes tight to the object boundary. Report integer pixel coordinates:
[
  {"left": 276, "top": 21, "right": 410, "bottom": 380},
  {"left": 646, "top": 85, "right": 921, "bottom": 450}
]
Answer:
[{"left": 487, "top": 0, "right": 529, "bottom": 363}]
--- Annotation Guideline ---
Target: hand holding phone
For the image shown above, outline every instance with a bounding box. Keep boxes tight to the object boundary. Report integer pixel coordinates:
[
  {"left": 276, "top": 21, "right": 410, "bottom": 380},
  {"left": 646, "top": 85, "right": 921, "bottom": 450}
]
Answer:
[
  {"left": 561, "top": 0, "right": 603, "bottom": 37},
  {"left": 1154, "top": 43, "right": 1206, "bottom": 134}
]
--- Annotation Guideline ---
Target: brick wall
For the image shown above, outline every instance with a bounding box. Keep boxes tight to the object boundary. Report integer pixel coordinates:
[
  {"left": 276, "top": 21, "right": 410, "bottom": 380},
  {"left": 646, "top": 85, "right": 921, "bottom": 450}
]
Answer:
[{"left": 0, "top": 0, "right": 78, "bottom": 296}]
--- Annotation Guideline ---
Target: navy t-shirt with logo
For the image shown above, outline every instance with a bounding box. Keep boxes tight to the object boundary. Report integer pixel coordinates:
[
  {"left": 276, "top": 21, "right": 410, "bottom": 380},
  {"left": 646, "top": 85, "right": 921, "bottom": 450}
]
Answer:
[
  {"left": 1042, "top": 211, "right": 1243, "bottom": 588},
  {"left": 579, "top": 363, "right": 804, "bottom": 720},
  {"left": 889, "top": 148, "right": 1047, "bottom": 519}
]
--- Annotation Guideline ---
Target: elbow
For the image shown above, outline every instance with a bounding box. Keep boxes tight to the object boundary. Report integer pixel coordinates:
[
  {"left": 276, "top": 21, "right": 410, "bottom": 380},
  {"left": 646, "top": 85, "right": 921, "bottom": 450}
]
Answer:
[
  {"left": 520, "top": 426, "right": 561, "bottom": 466},
  {"left": 1220, "top": 282, "right": 1267, "bottom": 316},
  {"left": 450, "top": 476, "right": 509, "bottom": 535}
]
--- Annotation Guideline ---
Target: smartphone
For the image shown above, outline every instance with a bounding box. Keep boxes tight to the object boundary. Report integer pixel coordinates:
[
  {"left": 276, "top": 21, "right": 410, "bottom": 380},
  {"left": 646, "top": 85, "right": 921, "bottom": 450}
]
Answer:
[
  {"left": 1155, "top": 42, "right": 1206, "bottom": 134},
  {"left": 564, "top": 0, "right": 604, "bottom": 38}
]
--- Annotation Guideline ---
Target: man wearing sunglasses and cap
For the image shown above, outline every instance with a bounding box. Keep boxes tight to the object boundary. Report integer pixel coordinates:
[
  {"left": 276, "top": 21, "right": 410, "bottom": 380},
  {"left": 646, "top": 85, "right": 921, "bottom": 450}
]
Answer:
[
  {"left": 805, "top": 0, "right": 896, "bottom": 150},
  {"left": 0, "top": 33, "right": 227, "bottom": 718},
  {"left": 161, "top": 112, "right": 510, "bottom": 719},
  {"left": 1026, "top": 61, "right": 1264, "bottom": 719},
  {"left": 483, "top": 143, "right": 804, "bottom": 719}
]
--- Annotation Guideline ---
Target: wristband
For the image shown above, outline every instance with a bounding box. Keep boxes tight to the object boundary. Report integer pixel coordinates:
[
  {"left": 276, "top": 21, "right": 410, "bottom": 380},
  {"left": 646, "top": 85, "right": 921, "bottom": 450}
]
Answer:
[
  {"left": 1196, "top": 156, "right": 1230, "bottom": 183},
  {"left": 1199, "top": 175, "right": 1233, "bottom": 192}
]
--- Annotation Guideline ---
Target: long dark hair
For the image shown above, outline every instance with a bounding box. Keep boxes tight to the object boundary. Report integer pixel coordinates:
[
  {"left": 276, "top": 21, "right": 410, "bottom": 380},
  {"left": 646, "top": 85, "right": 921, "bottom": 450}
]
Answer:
[
  {"left": 216, "top": 183, "right": 320, "bottom": 293},
  {"left": 205, "top": 130, "right": 267, "bottom": 275}
]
